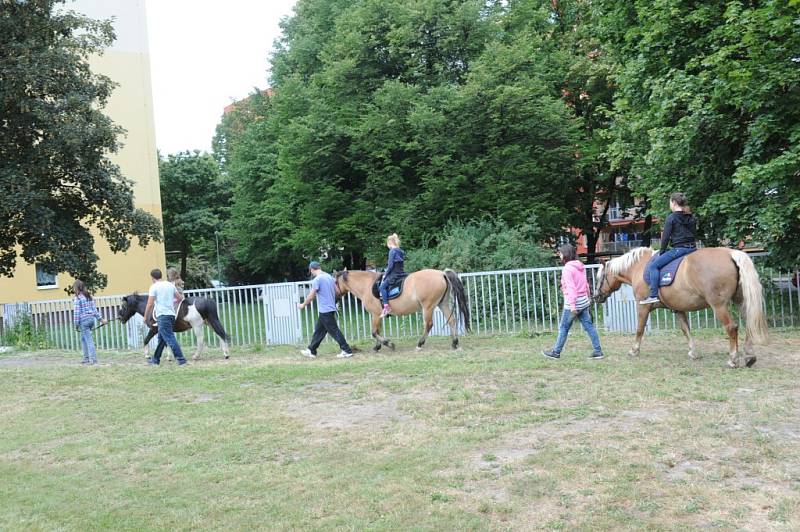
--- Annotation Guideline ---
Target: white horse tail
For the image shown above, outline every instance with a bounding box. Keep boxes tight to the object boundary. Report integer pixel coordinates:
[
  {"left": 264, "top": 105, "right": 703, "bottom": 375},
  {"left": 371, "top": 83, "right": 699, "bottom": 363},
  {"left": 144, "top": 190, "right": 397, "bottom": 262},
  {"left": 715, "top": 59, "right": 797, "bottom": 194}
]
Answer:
[{"left": 731, "top": 250, "right": 769, "bottom": 344}]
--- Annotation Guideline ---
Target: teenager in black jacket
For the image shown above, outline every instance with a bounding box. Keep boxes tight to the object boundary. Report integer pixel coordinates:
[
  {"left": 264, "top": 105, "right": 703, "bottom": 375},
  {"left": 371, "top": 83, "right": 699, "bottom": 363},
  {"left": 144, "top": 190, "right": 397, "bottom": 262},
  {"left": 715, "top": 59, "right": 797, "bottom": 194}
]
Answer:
[{"left": 640, "top": 193, "right": 697, "bottom": 305}]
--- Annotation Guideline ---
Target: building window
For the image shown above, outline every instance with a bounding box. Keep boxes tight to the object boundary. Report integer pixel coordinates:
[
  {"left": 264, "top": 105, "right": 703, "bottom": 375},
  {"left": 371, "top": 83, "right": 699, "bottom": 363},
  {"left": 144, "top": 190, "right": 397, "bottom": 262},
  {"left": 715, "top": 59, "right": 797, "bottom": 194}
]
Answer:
[{"left": 35, "top": 264, "right": 57, "bottom": 288}]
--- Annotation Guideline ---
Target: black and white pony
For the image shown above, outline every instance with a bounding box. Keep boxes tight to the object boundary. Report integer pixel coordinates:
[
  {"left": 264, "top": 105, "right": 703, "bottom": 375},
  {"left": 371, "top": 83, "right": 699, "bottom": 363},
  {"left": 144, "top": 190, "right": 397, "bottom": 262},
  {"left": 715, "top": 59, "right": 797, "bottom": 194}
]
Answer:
[{"left": 118, "top": 294, "right": 231, "bottom": 360}]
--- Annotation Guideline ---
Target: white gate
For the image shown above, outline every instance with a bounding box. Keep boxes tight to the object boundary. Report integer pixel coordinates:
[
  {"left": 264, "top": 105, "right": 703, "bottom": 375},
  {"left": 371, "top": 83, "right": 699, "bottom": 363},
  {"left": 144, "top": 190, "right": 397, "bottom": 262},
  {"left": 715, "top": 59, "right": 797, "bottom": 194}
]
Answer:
[{"left": 262, "top": 282, "right": 303, "bottom": 345}]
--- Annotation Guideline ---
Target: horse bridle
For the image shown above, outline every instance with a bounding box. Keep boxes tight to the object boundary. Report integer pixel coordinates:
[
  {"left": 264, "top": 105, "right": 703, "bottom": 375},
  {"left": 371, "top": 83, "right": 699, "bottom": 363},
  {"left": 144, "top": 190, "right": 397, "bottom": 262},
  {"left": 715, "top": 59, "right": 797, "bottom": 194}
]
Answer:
[{"left": 594, "top": 265, "right": 612, "bottom": 302}]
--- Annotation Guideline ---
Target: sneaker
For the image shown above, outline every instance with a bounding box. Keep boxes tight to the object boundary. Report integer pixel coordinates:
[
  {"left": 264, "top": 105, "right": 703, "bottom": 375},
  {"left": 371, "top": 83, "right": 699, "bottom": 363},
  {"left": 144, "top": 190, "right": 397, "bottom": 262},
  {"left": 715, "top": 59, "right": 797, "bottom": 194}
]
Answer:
[
  {"left": 300, "top": 348, "right": 316, "bottom": 358},
  {"left": 336, "top": 351, "right": 353, "bottom": 358},
  {"left": 589, "top": 351, "right": 605, "bottom": 360},
  {"left": 639, "top": 296, "right": 660, "bottom": 305},
  {"left": 81, "top": 360, "right": 90, "bottom": 365},
  {"left": 541, "top": 349, "right": 560, "bottom": 360},
  {"left": 379, "top": 304, "right": 391, "bottom": 318},
  {"left": 177, "top": 359, "right": 188, "bottom": 366},
  {"left": 147, "top": 358, "right": 158, "bottom": 365}
]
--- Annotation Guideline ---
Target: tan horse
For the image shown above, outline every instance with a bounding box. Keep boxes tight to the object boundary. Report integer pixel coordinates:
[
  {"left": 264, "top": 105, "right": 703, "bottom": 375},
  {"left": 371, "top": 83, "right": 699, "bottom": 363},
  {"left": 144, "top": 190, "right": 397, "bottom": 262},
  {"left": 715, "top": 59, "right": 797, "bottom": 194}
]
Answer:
[
  {"left": 334, "top": 269, "right": 470, "bottom": 351},
  {"left": 593, "top": 247, "right": 768, "bottom": 368}
]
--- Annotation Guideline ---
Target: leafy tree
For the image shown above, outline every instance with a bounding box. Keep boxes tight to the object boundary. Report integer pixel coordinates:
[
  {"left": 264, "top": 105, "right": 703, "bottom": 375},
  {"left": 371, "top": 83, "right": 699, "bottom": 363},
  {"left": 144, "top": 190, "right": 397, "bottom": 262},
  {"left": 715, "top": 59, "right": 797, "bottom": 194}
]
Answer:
[
  {"left": 218, "top": 0, "right": 586, "bottom": 279},
  {"left": 0, "top": 0, "right": 161, "bottom": 290},
  {"left": 158, "top": 151, "right": 229, "bottom": 280},
  {"left": 601, "top": 0, "right": 800, "bottom": 265}
]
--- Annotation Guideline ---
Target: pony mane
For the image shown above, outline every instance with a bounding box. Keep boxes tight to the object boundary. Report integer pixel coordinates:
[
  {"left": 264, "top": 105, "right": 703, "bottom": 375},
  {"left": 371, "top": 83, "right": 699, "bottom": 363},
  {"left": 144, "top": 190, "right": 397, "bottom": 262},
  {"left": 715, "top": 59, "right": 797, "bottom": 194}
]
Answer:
[{"left": 605, "top": 247, "right": 653, "bottom": 275}]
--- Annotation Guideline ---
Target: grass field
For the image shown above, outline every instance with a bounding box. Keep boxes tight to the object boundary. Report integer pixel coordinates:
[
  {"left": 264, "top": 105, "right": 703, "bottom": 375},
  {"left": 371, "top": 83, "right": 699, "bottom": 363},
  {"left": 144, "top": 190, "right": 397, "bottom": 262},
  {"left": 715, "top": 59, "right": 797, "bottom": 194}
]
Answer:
[{"left": 1, "top": 330, "right": 799, "bottom": 530}]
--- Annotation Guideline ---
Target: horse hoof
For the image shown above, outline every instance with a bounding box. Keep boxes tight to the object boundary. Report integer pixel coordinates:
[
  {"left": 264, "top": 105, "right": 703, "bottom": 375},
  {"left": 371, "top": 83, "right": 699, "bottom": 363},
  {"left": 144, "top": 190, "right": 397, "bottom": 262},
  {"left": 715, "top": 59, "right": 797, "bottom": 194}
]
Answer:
[
  {"left": 726, "top": 360, "right": 739, "bottom": 369},
  {"left": 192, "top": 355, "right": 199, "bottom": 361},
  {"left": 628, "top": 350, "right": 639, "bottom": 357},
  {"left": 415, "top": 346, "right": 423, "bottom": 352},
  {"left": 389, "top": 343, "right": 395, "bottom": 351},
  {"left": 745, "top": 356, "right": 757, "bottom": 368},
  {"left": 373, "top": 344, "right": 382, "bottom": 352},
  {"left": 224, "top": 355, "right": 230, "bottom": 360}
]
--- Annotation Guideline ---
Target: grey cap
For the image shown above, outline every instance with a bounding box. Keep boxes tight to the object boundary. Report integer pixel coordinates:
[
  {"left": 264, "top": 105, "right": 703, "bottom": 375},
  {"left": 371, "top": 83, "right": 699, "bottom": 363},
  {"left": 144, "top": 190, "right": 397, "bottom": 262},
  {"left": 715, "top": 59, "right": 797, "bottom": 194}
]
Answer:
[{"left": 308, "top": 261, "right": 321, "bottom": 271}]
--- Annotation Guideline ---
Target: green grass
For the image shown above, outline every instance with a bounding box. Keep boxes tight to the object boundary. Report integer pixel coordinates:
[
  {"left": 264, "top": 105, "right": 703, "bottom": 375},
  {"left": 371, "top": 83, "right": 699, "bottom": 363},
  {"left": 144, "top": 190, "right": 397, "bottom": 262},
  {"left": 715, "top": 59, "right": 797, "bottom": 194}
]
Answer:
[{"left": 1, "top": 330, "right": 799, "bottom": 530}]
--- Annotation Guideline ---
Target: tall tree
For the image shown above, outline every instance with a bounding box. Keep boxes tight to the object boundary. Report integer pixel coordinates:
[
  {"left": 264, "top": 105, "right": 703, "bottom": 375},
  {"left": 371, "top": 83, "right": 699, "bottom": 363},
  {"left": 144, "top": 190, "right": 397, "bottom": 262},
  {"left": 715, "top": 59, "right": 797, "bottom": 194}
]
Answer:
[
  {"left": 0, "top": 0, "right": 161, "bottom": 290},
  {"left": 218, "top": 0, "right": 586, "bottom": 279},
  {"left": 158, "top": 151, "right": 229, "bottom": 280},
  {"left": 602, "top": 0, "right": 800, "bottom": 265}
]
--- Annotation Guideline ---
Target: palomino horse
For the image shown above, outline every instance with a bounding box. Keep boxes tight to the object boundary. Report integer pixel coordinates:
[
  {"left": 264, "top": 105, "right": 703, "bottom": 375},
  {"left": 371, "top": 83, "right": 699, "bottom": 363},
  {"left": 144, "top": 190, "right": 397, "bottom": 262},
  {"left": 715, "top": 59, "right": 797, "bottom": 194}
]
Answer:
[
  {"left": 593, "top": 247, "right": 768, "bottom": 368},
  {"left": 118, "top": 294, "right": 231, "bottom": 360},
  {"left": 334, "top": 269, "right": 470, "bottom": 351}
]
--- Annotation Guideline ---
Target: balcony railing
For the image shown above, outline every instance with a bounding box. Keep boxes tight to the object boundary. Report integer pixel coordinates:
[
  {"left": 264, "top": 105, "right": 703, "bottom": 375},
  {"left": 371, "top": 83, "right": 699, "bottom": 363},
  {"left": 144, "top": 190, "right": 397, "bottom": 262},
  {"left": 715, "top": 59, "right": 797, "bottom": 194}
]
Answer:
[{"left": 601, "top": 240, "right": 643, "bottom": 253}]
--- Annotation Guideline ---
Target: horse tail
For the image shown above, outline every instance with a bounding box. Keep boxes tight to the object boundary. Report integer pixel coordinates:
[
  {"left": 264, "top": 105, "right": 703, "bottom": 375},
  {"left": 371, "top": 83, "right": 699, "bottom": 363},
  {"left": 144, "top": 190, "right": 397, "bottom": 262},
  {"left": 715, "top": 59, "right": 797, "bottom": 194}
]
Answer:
[
  {"left": 202, "top": 299, "right": 231, "bottom": 343},
  {"left": 444, "top": 269, "right": 471, "bottom": 332},
  {"left": 731, "top": 250, "right": 768, "bottom": 344}
]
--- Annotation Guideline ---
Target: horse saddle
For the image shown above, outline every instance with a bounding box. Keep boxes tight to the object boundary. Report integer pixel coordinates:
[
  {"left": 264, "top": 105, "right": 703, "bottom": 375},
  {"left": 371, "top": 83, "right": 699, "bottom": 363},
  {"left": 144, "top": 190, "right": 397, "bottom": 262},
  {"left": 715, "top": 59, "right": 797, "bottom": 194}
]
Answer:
[
  {"left": 645, "top": 251, "right": 693, "bottom": 287},
  {"left": 371, "top": 273, "right": 408, "bottom": 301}
]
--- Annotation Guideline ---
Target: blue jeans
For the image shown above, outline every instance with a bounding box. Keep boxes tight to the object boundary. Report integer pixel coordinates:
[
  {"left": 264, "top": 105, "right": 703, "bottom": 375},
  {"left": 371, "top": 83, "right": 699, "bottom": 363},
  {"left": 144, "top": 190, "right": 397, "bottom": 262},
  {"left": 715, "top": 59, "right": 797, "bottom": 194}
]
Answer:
[
  {"left": 79, "top": 317, "right": 97, "bottom": 363},
  {"left": 379, "top": 277, "right": 393, "bottom": 305},
  {"left": 552, "top": 308, "right": 602, "bottom": 354},
  {"left": 646, "top": 247, "right": 695, "bottom": 297},
  {"left": 152, "top": 315, "right": 186, "bottom": 364}
]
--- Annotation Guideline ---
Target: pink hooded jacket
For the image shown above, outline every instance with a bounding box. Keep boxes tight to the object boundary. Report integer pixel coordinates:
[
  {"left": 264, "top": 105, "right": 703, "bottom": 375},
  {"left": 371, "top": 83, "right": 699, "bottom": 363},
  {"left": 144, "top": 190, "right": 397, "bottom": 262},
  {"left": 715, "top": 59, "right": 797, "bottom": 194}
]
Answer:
[{"left": 561, "top": 260, "right": 590, "bottom": 311}]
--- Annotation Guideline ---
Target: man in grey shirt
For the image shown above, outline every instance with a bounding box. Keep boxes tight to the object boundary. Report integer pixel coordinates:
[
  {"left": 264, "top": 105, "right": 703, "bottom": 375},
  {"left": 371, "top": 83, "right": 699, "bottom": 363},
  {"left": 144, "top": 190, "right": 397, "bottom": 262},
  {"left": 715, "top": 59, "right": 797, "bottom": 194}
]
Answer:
[{"left": 297, "top": 261, "right": 353, "bottom": 359}]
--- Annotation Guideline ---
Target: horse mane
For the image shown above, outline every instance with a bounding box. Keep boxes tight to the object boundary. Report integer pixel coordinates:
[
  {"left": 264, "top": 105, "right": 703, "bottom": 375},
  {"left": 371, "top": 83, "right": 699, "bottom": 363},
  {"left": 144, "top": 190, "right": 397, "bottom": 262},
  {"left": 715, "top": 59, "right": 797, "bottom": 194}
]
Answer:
[
  {"left": 335, "top": 270, "right": 379, "bottom": 282},
  {"left": 606, "top": 247, "right": 653, "bottom": 275}
]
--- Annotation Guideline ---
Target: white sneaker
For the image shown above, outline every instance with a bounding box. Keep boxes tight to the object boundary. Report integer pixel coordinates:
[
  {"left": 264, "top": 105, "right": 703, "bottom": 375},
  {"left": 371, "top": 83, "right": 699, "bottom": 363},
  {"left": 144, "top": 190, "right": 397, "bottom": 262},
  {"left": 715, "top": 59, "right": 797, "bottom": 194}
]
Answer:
[
  {"left": 300, "top": 348, "right": 316, "bottom": 358},
  {"left": 336, "top": 351, "right": 353, "bottom": 358}
]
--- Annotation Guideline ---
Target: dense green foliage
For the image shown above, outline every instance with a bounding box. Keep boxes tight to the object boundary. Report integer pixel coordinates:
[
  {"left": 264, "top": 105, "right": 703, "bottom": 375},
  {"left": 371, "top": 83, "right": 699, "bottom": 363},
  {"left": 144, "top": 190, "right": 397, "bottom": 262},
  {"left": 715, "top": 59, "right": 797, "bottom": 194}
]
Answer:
[
  {"left": 602, "top": 0, "right": 800, "bottom": 265},
  {"left": 158, "top": 151, "right": 229, "bottom": 282},
  {"left": 212, "top": 0, "right": 799, "bottom": 281},
  {"left": 405, "top": 219, "right": 555, "bottom": 272},
  {"left": 0, "top": 0, "right": 161, "bottom": 290}
]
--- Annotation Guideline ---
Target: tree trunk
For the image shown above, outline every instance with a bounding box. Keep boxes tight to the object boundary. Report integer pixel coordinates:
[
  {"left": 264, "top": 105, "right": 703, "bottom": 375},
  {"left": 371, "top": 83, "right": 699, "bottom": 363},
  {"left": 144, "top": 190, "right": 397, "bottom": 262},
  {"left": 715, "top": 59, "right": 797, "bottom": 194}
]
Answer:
[
  {"left": 642, "top": 214, "right": 653, "bottom": 248},
  {"left": 180, "top": 242, "right": 188, "bottom": 280}
]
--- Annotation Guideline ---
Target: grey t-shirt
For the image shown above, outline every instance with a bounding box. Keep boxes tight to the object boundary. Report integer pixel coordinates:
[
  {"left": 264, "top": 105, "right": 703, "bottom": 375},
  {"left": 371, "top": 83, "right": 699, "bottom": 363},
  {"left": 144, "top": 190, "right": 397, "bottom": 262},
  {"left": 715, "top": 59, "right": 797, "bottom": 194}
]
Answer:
[{"left": 312, "top": 272, "right": 337, "bottom": 313}]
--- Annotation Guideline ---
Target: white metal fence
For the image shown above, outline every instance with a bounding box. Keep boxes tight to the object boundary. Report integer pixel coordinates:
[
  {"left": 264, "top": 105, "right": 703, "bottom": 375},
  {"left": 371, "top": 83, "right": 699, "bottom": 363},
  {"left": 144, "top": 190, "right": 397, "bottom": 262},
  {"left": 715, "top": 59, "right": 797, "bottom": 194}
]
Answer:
[{"left": 1, "top": 258, "right": 798, "bottom": 352}]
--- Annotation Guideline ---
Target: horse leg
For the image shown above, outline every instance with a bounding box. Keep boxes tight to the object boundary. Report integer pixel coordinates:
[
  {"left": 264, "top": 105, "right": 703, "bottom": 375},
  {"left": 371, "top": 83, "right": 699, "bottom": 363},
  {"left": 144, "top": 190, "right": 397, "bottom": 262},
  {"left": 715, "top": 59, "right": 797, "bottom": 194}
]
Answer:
[
  {"left": 743, "top": 336, "right": 757, "bottom": 368},
  {"left": 676, "top": 311, "right": 697, "bottom": 359},
  {"left": 143, "top": 328, "right": 156, "bottom": 359},
  {"left": 191, "top": 324, "right": 205, "bottom": 360},
  {"left": 416, "top": 306, "right": 435, "bottom": 352},
  {"left": 371, "top": 314, "right": 393, "bottom": 351},
  {"left": 439, "top": 299, "right": 459, "bottom": 350},
  {"left": 629, "top": 305, "right": 650, "bottom": 356},
  {"left": 738, "top": 302, "right": 757, "bottom": 368},
  {"left": 713, "top": 305, "right": 740, "bottom": 368}
]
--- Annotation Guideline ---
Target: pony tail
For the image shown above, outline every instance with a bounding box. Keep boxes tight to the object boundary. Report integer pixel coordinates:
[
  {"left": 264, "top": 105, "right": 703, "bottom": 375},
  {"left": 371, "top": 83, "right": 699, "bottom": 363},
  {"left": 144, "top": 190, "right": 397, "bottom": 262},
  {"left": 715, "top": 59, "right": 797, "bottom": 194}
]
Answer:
[
  {"left": 731, "top": 250, "right": 768, "bottom": 344},
  {"left": 387, "top": 233, "right": 401, "bottom": 247},
  {"left": 444, "top": 269, "right": 471, "bottom": 332}
]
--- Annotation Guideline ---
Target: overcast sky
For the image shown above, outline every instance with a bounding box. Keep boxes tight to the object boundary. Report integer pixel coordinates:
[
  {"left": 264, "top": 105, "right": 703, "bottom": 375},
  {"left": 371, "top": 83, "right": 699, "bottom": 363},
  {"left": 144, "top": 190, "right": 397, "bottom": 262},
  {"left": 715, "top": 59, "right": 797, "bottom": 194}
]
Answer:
[{"left": 145, "top": 0, "right": 297, "bottom": 155}]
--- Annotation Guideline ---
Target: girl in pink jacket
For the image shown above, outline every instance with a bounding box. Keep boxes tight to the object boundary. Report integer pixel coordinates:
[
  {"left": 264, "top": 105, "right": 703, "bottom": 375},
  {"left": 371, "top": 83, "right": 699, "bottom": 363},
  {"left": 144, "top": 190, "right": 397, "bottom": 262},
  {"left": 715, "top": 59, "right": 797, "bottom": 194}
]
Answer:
[{"left": 542, "top": 243, "right": 604, "bottom": 360}]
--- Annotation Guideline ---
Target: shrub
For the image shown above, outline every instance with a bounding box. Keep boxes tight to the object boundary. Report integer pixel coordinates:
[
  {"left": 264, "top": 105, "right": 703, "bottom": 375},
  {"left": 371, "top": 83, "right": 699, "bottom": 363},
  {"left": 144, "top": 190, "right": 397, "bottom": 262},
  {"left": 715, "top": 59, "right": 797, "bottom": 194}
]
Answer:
[
  {"left": 2, "top": 312, "right": 49, "bottom": 351},
  {"left": 405, "top": 219, "right": 556, "bottom": 273}
]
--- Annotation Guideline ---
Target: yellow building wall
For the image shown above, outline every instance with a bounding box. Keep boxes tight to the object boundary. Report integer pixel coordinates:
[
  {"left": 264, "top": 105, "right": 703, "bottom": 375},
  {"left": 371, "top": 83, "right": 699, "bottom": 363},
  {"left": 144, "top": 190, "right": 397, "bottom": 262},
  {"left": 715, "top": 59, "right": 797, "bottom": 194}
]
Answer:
[{"left": 0, "top": 0, "right": 164, "bottom": 304}]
